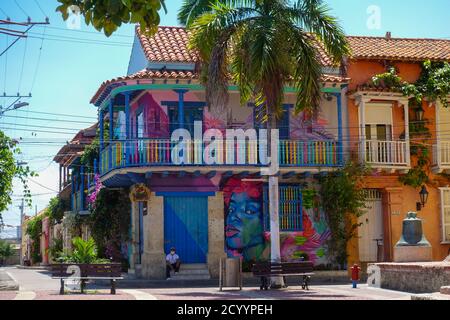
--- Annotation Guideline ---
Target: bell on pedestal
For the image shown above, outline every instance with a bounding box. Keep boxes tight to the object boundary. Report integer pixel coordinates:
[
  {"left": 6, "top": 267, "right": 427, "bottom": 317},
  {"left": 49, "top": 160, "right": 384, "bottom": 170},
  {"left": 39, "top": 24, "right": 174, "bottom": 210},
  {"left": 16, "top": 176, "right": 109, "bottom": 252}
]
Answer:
[{"left": 396, "top": 212, "right": 430, "bottom": 247}]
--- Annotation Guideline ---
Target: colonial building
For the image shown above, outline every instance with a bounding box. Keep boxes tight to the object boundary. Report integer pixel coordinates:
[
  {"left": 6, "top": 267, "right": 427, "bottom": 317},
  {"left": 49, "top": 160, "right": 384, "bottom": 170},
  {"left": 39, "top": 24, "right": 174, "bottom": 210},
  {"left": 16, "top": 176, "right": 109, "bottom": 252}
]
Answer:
[{"left": 87, "top": 27, "right": 450, "bottom": 279}]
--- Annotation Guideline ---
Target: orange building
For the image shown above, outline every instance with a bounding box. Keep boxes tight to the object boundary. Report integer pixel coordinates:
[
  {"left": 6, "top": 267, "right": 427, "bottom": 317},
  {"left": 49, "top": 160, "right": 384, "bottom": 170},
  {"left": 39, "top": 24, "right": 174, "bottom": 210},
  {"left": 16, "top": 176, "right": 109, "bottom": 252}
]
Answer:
[{"left": 344, "top": 34, "right": 450, "bottom": 268}]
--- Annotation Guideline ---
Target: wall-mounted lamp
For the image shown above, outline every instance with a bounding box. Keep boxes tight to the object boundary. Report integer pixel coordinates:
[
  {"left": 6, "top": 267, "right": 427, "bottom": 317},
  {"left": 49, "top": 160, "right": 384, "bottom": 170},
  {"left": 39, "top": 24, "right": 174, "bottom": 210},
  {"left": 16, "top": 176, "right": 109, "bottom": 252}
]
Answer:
[
  {"left": 416, "top": 185, "right": 429, "bottom": 211},
  {"left": 323, "top": 93, "right": 333, "bottom": 101},
  {"left": 415, "top": 106, "right": 425, "bottom": 121}
]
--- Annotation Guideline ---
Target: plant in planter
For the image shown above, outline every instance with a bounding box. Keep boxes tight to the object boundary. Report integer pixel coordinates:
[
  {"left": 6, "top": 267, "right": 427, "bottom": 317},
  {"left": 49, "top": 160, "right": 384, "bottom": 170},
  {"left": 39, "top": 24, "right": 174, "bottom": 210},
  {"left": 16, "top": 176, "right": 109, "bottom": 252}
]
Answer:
[{"left": 58, "top": 237, "right": 109, "bottom": 264}]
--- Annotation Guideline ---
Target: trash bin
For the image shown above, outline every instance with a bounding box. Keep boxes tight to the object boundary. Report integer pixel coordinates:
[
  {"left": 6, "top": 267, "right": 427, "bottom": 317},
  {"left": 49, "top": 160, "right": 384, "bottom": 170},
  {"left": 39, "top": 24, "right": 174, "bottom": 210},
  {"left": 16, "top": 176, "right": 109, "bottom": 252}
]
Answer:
[{"left": 219, "top": 257, "right": 242, "bottom": 291}]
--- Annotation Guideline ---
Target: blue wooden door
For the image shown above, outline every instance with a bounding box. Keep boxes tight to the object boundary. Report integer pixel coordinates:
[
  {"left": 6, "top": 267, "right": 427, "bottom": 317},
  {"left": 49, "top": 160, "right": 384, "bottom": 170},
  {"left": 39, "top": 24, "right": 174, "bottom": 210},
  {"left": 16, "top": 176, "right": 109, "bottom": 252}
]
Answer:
[{"left": 164, "top": 196, "right": 208, "bottom": 263}]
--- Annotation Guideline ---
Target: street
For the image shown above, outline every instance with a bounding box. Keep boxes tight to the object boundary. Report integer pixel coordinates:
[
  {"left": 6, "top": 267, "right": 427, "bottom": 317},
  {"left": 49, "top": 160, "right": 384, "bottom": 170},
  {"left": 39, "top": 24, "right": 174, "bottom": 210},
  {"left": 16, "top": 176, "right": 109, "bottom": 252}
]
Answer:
[{"left": 0, "top": 267, "right": 413, "bottom": 300}]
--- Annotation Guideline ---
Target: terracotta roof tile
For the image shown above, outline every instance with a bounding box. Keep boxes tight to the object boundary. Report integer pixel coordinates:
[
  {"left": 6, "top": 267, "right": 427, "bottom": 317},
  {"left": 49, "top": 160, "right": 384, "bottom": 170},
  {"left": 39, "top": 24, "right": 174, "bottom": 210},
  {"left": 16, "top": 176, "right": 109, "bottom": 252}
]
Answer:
[
  {"left": 137, "top": 26, "right": 198, "bottom": 63},
  {"left": 138, "top": 27, "right": 450, "bottom": 64},
  {"left": 347, "top": 36, "right": 450, "bottom": 62}
]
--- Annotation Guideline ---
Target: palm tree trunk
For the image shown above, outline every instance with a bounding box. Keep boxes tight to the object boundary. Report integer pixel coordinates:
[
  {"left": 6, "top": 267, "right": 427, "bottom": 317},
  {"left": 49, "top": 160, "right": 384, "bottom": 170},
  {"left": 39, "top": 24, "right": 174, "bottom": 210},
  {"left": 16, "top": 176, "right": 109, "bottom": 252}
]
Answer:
[{"left": 266, "top": 109, "right": 284, "bottom": 289}]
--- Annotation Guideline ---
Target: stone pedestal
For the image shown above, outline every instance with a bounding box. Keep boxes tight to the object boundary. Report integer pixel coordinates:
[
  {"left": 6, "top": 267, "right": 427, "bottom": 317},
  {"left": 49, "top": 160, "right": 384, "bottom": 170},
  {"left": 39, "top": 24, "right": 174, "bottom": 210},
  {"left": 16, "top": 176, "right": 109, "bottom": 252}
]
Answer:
[{"left": 393, "top": 245, "right": 433, "bottom": 262}]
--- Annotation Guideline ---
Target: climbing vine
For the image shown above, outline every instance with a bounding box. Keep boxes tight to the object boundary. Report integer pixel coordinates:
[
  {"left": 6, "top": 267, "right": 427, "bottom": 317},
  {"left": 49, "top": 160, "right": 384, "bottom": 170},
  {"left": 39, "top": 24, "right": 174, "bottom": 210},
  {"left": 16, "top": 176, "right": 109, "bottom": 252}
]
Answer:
[
  {"left": 26, "top": 215, "right": 44, "bottom": 264},
  {"left": 372, "top": 61, "right": 450, "bottom": 188},
  {"left": 88, "top": 188, "right": 130, "bottom": 261},
  {"left": 318, "top": 162, "right": 369, "bottom": 267}
]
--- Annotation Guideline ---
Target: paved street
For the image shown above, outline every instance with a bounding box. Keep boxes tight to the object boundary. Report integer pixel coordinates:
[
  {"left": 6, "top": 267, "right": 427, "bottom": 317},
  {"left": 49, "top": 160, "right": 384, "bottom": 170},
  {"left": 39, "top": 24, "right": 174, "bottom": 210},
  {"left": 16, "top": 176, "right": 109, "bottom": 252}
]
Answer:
[{"left": 0, "top": 267, "right": 414, "bottom": 300}]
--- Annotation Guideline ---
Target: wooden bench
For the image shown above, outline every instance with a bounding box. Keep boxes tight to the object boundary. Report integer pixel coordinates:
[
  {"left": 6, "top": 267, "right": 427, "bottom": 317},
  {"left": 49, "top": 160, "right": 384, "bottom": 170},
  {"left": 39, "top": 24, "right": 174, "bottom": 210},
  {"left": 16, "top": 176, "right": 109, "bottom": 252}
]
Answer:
[
  {"left": 252, "top": 261, "right": 314, "bottom": 290},
  {"left": 51, "top": 263, "right": 123, "bottom": 295}
]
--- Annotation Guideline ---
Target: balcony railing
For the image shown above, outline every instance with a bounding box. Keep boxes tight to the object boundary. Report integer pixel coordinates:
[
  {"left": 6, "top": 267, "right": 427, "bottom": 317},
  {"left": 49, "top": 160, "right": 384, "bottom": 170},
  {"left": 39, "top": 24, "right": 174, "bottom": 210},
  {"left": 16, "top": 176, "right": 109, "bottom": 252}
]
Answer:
[
  {"left": 99, "top": 138, "right": 341, "bottom": 174},
  {"left": 360, "top": 140, "right": 409, "bottom": 167},
  {"left": 71, "top": 191, "right": 84, "bottom": 212},
  {"left": 433, "top": 141, "right": 450, "bottom": 168}
]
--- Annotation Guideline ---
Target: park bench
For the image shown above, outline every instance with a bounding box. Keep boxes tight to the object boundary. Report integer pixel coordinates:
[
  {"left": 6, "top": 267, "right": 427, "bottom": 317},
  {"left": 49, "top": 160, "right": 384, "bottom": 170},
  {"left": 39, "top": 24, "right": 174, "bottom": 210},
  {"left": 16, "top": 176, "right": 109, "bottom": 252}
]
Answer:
[
  {"left": 252, "top": 261, "right": 314, "bottom": 290},
  {"left": 51, "top": 263, "right": 123, "bottom": 295}
]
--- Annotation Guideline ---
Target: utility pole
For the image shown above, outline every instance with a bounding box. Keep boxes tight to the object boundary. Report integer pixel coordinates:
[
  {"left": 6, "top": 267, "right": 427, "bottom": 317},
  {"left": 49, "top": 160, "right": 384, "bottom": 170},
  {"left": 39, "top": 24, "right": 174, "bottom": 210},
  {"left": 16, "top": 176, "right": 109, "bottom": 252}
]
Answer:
[
  {"left": 0, "top": 17, "right": 50, "bottom": 57},
  {"left": 17, "top": 198, "right": 25, "bottom": 265}
]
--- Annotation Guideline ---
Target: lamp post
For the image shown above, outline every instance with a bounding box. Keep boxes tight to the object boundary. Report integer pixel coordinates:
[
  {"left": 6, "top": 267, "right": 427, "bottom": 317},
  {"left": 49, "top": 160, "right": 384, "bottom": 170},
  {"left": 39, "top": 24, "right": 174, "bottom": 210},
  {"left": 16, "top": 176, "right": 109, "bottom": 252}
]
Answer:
[{"left": 416, "top": 185, "right": 429, "bottom": 211}]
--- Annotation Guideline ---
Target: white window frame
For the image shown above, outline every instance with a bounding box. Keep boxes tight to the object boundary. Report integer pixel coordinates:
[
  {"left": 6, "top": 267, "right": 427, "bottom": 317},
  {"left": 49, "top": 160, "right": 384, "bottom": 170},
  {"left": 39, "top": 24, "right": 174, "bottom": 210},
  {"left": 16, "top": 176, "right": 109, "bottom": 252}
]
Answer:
[{"left": 439, "top": 187, "right": 450, "bottom": 244}]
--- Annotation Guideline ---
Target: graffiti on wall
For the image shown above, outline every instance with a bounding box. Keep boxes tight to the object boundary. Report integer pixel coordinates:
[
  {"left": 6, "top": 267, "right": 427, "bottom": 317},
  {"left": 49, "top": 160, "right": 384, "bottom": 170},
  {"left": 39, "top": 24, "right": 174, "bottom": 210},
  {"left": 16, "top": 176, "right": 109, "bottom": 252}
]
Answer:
[{"left": 223, "top": 177, "right": 331, "bottom": 266}]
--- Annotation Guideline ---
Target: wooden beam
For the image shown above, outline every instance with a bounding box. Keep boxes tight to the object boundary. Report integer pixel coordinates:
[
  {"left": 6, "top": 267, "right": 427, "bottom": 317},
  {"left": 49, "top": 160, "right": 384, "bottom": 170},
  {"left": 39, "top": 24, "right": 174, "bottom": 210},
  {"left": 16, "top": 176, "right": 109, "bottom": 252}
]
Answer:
[
  {"left": 206, "top": 171, "right": 216, "bottom": 179},
  {"left": 239, "top": 171, "right": 250, "bottom": 178},
  {"left": 282, "top": 171, "right": 296, "bottom": 179},
  {"left": 222, "top": 171, "right": 233, "bottom": 178},
  {"left": 161, "top": 171, "right": 169, "bottom": 178}
]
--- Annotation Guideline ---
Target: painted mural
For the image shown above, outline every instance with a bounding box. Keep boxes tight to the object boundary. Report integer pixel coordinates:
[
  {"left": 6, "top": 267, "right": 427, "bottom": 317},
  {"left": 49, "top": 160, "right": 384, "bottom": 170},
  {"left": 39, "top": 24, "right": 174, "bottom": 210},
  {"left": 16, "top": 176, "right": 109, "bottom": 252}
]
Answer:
[{"left": 223, "top": 177, "right": 331, "bottom": 266}]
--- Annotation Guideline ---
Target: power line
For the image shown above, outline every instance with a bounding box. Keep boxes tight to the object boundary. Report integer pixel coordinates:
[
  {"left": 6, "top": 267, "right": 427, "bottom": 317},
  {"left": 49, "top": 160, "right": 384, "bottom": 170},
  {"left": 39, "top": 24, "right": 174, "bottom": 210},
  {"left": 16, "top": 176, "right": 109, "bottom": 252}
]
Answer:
[
  {"left": 0, "top": 126, "right": 79, "bottom": 135},
  {"left": 34, "top": 24, "right": 133, "bottom": 38},
  {"left": 27, "top": 34, "right": 132, "bottom": 48},
  {"left": 15, "top": 109, "right": 97, "bottom": 120},
  {"left": 1, "top": 114, "right": 95, "bottom": 124},
  {"left": 0, "top": 8, "right": 9, "bottom": 19},
  {"left": 33, "top": 0, "right": 48, "bottom": 18},
  {"left": 0, "top": 121, "right": 85, "bottom": 132},
  {"left": 28, "top": 177, "right": 58, "bottom": 192},
  {"left": 30, "top": 25, "right": 46, "bottom": 92},
  {"left": 14, "top": 0, "right": 29, "bottom": 18},
  {"left": 17, "top": 34, "right": 28, "bottom": 92}
]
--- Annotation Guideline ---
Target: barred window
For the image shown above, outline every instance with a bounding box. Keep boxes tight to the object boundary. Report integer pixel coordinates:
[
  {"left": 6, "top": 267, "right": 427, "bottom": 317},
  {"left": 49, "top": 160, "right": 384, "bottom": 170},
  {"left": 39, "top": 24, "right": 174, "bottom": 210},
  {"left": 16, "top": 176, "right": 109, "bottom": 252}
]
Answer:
[{"left": 263, "top": 185, "right": 303, "bottom": 231}]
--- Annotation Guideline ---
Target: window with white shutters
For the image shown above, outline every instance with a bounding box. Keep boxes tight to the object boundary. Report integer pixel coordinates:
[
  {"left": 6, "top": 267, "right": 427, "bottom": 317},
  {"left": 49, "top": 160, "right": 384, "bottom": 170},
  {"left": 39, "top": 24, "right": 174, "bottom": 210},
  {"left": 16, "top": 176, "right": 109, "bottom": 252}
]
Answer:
[{"left": 439, "top": 188, "right": 450, "bottom": 242}]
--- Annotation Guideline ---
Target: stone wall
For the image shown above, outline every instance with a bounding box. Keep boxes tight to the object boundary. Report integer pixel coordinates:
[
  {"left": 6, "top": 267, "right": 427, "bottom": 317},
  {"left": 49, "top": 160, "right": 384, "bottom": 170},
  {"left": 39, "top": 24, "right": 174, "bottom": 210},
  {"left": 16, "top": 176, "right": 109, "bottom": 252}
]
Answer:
[{"left": 374, "top": 262, "right": 450, "bottom": 293}]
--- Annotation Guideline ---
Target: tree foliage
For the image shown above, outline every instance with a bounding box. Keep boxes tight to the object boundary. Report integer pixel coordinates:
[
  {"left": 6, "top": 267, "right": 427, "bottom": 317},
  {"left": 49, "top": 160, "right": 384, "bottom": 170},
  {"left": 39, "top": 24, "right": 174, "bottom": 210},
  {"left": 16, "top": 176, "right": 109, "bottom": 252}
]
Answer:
[
  {"left": 319, "top": 162, "right": 369, "bottom": 267},
  {"left": 180, "top": 0, "right": 350, "bottom": 122},
  {"left": 45, "top": 197, "right": 69, "bottom": 225},
  {"left": 0, "top": 131, "right": 36, "bottom": 226},
  {"left": 0, "top": 240, "right": 14, "bottom": 265},
  {"left": 56, "top": 0, "right": 167, "bottom": 36}
]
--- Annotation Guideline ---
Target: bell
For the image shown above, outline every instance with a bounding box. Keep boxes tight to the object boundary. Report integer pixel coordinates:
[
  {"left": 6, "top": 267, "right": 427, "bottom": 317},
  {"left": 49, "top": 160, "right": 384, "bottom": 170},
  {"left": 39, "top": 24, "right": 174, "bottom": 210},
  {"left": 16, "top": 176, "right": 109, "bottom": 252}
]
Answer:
[{"left": 396, "top": 212, "right": 430, "bottom": 246}]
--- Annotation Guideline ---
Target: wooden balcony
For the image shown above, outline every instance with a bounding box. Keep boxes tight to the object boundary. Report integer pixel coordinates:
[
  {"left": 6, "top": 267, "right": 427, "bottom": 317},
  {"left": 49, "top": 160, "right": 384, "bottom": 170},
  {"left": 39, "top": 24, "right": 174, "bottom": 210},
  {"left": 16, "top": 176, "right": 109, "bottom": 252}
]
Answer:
[
  {"left": 99, "top": 138, "right": 341, "bottom": 175},
  {"left": 360, "top": 140, "right": 410, "bottom": 170}
]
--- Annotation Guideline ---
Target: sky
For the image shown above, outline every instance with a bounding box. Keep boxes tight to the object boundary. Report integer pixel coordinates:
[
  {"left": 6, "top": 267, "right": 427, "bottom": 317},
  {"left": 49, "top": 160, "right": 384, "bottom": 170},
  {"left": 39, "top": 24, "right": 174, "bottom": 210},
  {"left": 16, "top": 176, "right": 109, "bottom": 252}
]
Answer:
[{"left": 0, "top": 0, "right": 449, "bottom": 238}]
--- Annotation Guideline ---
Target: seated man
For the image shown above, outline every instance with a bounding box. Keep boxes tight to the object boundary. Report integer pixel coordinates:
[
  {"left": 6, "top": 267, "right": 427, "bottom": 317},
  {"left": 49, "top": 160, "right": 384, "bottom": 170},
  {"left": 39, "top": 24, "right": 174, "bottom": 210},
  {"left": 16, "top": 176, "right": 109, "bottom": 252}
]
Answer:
[{"left": 166, "top": 247, "right": 181, "bottom": 279}]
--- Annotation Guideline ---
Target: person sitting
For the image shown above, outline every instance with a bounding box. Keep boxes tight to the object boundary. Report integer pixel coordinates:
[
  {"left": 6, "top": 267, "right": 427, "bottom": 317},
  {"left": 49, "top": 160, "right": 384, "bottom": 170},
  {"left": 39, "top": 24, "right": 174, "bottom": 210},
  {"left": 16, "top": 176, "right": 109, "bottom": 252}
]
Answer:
[{"left": 166, "top": 247, "right": 181, "bottom": 279}]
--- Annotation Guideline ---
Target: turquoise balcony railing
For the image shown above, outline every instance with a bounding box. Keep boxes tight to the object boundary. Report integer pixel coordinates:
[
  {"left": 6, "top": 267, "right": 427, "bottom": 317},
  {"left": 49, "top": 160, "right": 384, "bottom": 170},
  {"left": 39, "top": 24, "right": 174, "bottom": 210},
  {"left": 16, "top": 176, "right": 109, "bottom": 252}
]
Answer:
[{"left": 99, "top": 138, "right": 341, "bottom": 175}]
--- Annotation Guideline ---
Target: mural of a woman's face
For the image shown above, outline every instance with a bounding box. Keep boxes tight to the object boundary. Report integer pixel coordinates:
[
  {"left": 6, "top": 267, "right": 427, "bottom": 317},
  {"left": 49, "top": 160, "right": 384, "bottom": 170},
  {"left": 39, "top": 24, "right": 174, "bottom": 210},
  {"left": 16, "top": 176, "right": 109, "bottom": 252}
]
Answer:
[{"left": 225, "top": 192, "right": 264, "bottom": 250}]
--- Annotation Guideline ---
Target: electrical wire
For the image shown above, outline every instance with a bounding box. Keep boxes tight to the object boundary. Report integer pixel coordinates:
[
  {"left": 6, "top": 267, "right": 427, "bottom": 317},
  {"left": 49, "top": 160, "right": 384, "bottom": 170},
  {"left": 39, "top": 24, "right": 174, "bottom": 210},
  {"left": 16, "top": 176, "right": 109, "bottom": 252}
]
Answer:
[
  {"left": 1, "top": 114, "right": 95, "bottom": 124},
  {"left": 30, "top": 25, "right": 46, "bottom": 92},
  {"left": 34, "top": 24, "right": 133, "bottom": 38},
  {"left": 14, "top": 109, "right": 97, "bottom": 119},
  {"left": 28, "top": 177, "right": 58, "bottom": 192},
  {"left": 17, "top": 34, "right": 28, "bottom": 93},
  {"left": 33, "top": 0, "right": 47, "bottom": 18},
  {"left": 0, "top": 7, "right": 9, "bottom": 18},
  {"left": 14, "top": 0, "right": 29, "bottom": 18}
]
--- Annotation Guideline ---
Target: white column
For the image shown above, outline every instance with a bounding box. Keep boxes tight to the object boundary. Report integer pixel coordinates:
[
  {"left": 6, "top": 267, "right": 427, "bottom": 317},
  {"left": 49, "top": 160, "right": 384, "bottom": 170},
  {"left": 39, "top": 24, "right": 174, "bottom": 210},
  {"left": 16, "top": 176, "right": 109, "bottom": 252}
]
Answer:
[
  {"left": 359, "top": 98, "right": 367, "bottom": 163},
  {"left": 435, "top": 101, "right": 442, "bottom": 169},
  {"left": 268, "top": 128, "right": 284, "bottom": 288},
  {"left": 402, "top": 99, "right": 411, "bottom": 167}
]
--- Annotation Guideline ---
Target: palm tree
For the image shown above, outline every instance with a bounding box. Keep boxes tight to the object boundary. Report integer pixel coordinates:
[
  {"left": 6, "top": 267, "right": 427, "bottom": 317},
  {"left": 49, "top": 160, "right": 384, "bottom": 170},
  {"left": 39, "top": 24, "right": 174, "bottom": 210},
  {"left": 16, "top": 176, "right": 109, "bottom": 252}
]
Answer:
[
  {"left": 179, "top": 0, "right": 350, "bottom": 124},
  {"left": 179, "top": 0, "right": 350, "bottom": 287}
]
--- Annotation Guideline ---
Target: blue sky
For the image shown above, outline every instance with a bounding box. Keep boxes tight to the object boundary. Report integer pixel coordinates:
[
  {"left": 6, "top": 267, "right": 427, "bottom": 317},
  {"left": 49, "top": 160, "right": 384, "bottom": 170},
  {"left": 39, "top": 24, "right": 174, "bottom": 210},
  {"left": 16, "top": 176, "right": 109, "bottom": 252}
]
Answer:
[{"left": 0, "top": 0, "right": 449, "bottom": 237}]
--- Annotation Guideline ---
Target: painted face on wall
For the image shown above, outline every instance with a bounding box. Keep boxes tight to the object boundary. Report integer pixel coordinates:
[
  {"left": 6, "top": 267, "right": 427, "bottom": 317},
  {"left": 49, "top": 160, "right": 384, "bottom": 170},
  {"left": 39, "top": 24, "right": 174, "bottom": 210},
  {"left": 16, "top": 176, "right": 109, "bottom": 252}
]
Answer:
[
  {"left": 225, "top": 192, "right": 264, "bottom": 250},
  {"left": 223, "top": 177, "right": 265, "bottom": 259}
]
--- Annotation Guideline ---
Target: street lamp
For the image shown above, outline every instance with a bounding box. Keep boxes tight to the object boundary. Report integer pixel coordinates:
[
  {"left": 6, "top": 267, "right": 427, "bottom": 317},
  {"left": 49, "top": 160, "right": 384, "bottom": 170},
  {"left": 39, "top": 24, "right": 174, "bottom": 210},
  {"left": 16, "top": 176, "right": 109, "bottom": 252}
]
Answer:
[{"left": 416, "top": 185, "right": 429, "bottom": 211}]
